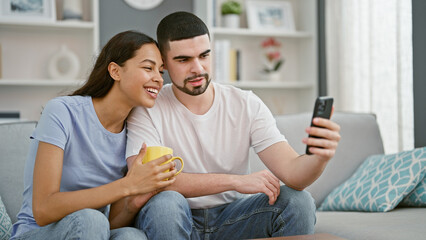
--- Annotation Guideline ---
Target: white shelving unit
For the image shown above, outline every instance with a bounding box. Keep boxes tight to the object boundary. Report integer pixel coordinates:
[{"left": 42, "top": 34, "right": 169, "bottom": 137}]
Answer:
[
  {"left": 0, "top": 79, "right": 84, "bottom": 87},
  {"left": 194, "top": 0, "right": 318, "bottom": 115},
  {"left": 0, "top": 0, "right": 99, "bottom": 120}
]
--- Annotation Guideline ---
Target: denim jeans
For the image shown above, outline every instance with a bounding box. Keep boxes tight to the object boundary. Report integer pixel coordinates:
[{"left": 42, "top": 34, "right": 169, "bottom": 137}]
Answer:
[
  {"left": 136, "top": 186, "right": 316, "bottom": 240},
  {"left": 135, "top": 191, "right": 193, "bottom": 239},
  {"left": 12, "top": 208, "right": 147, "bottom": 240}
]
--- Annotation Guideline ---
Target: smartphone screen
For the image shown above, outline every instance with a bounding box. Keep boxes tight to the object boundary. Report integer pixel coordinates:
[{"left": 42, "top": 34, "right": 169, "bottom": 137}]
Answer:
[{"left": 306, "top": 96, "right": 334, "bottom": 155}]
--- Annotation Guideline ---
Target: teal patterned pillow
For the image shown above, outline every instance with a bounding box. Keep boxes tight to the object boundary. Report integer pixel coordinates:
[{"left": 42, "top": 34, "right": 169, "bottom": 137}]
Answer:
[
  {"left": 399, "top": 177, "right": 426, "bottom": 207},
  {"left": 319, "top": 147, "right": 426, "bottom": 212},
  {"left": 0, "top": 196, "right": 12, "bottom": 240}
]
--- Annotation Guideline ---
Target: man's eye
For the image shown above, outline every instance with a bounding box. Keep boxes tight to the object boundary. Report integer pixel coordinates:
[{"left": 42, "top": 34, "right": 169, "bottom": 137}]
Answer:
[
  {"left": 159, "top": 70, "right": 165, "bottom": 75},
  {"left": 201, "top": 54, "right": 209, "bottom": 58},
  {"left": 143, "top": 67, "right": 152, "bottom": 71}
]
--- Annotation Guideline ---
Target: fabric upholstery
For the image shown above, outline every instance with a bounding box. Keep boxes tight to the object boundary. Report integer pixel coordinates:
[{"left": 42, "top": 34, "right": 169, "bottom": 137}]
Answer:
[
  {"left": 400, "top": 177, "right": 426, "bottom": 207},
  {"left": 0, "top": 121, "right": 36, "bottom": 223},
  {"left": 0, "top": 196, "right": 12, "bottom": 240},
  {"left": 319, "top": 147, "right": 426, "bottom": 211},
  {"left": 315, "top": 208, "right": 426, "bottom": 240}
]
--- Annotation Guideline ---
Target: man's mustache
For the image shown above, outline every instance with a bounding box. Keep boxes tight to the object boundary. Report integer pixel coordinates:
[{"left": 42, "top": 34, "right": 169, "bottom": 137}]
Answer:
[{"left": 184, "top": 73, "right": 209, "bottom": 83}]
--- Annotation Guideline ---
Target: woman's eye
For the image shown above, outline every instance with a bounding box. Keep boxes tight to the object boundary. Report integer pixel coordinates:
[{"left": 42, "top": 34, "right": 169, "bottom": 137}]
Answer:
[
  {"left": 143, "top": 67, "right": 152, "bottom": 71},
  {"left": 159, "top": 70, "right": 165, "bottom": 75}
]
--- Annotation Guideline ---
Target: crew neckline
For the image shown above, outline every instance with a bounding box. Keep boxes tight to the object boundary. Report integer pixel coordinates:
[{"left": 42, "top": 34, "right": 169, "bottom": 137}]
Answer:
[{"left": 168, "top": 82, "right": 219, "bottom": 120}]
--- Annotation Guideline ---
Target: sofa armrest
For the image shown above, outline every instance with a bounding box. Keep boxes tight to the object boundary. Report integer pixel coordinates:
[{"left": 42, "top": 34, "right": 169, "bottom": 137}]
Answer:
[{"left": 0, "top": 121, "right": 37, "bottom": 223}]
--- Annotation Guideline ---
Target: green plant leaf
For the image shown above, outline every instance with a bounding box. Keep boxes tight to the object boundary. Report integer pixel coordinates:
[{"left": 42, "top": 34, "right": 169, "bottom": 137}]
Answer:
[{"left": 221, "top": 1, "right": 242, "bottom": 15}]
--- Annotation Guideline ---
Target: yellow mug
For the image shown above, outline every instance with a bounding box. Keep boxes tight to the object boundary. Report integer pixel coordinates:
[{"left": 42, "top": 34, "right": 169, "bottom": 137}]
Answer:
[{"left": 142, "top": 146, "right": 184, "bottom": 176}]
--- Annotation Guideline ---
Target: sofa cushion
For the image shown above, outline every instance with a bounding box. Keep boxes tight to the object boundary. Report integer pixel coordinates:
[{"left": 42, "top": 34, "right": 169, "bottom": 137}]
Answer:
[
  {"left": 399, "top": 177, "right": 426, "bottom": 207},
  {"left": 319, "top": 147, "right": 426, "bottom": 212},
  {"left": 0, "top": 121, "right": 37, "bottom": 223},
  {"left": 315, "top": 208, "right": 426, "bottom": 240},
  {"left": 0, "top": 196, "right": 12, "bottom": 240}
]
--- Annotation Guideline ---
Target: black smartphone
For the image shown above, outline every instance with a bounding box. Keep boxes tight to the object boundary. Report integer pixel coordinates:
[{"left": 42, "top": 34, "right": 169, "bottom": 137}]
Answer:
[{"left": 306, "top": 96, "right": 334, "bottom": 155}]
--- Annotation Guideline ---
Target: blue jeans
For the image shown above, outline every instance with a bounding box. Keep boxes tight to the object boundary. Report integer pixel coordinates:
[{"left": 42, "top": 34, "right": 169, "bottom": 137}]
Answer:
[
  {"left": 12, "top": 208, "right": 147, "bottom": 240},
  {"left": 136, "top": 186, "right": 316, "bottom": 239},
  {"left": 135, "top": 191, "right": 193, "bottom": 239}
]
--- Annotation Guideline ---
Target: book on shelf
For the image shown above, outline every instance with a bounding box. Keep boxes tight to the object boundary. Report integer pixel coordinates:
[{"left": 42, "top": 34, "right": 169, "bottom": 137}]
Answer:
[
  {"left": 214, "top": 39, "right": 230, "bottom": 83},
  {"left": 214, "top": 39, "right": 241, "bottom": 84},
  {"left": 0, "top": 44, "right": 2, "bottom": 78},
  {"left": 0, "top": 111, "right": 20, "bottom": 123},
  {"left": 229, "top": 48, "right": 241, "bottom": 82}
]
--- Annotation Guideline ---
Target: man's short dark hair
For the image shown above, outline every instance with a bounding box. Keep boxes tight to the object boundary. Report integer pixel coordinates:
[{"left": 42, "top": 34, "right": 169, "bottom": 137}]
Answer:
[{"left": 157, "top": 11, "right": 210, "bottom": 55}]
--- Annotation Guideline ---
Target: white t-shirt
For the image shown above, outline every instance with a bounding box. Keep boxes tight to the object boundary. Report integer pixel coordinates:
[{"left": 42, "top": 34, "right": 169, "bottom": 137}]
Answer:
[{"left": 126, "top": 83, "right": 286, "bottom": 209}]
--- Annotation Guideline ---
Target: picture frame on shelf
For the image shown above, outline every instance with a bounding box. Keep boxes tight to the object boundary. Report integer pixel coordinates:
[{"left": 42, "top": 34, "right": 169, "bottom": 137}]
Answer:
[
  {"left": 0, "top": 0, "right": 56, "bottom": 23},
  {"left": 246, "top": 0, "right": 295, "bottom": 31}
]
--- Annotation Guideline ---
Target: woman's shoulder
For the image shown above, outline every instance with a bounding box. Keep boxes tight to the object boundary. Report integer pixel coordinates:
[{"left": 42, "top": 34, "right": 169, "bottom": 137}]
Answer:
[
  {"left": 45, "top": 95, "right": 89, "bottom": 109},
  {"left": 42, "top": 95, "right": 91, "bottom": 117}
]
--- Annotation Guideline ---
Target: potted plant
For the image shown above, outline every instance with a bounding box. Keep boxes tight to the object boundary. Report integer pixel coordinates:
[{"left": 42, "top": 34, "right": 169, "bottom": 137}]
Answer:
[
  {"left": 260, "top": 37, "right": 284, "bottom": 81},
  {"left": 221, "top": 1, "right": 242, "bottom": 28}
]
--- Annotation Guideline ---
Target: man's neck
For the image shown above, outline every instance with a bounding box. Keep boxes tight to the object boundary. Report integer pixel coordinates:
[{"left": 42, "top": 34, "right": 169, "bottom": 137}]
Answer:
[{"left": 172, "top": 83, "right": 215, "bottom": 115}]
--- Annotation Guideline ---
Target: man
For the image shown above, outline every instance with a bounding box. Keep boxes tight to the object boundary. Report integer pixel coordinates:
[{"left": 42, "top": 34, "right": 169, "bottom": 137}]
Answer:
[{"left": 126, "top": 11, "right": 341, "bottom": 239}]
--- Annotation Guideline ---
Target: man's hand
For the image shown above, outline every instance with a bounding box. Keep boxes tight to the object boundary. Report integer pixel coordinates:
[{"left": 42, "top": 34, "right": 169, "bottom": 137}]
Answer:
[
  {"left": 234, "top": 170, "right": 281, "bottom": 205},
  {"left": 303, "top": 117, "right": 341, "bottom": 161}
]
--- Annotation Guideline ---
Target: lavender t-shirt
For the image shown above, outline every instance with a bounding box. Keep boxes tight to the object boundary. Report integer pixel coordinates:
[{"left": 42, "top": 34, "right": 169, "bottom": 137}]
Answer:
[{"left": 11, "top": 96, "right": 127, "bottom": 238}]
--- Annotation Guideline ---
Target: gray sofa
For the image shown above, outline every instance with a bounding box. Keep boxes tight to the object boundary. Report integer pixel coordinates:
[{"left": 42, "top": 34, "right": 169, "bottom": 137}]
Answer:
[
  {"left": 250, "top": 112, "right": 426, "bottom": 239},
  {"left": 1, "top": 113, "right": 425, "bottom": 239}
]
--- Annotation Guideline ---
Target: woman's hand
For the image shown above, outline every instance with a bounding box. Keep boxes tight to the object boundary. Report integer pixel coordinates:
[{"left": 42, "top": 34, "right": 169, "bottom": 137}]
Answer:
[{"left": 124, "top": 143, "right": 177, "bottom": 196}]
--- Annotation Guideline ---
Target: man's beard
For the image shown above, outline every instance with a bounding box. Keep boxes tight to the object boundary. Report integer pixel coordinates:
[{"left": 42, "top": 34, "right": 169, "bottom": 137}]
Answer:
[{"left": 172, "top": 73, "right": 211, "bottom": 96}]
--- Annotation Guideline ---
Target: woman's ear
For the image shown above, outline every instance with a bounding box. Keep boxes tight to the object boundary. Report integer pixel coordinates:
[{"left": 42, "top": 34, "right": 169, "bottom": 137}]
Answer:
[{"left": 108, "top": 62, "right": 121, "bottom": 81}]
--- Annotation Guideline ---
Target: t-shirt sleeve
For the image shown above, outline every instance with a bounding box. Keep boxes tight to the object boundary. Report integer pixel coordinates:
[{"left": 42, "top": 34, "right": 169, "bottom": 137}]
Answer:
[
  {"left": 32, "top": 98, "right": 71, "bottom": 150},
  {"left": 248, "top": 92, "right": 286, "bottom": 153},
  {"left": 126, "top": 106, "right": 162, "bottom": 159}
]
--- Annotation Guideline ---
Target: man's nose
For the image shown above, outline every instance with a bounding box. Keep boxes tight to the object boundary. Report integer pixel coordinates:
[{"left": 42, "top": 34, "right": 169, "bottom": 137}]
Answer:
[{"left": 190, "top": 58, "right": 204, "bottom": 73}]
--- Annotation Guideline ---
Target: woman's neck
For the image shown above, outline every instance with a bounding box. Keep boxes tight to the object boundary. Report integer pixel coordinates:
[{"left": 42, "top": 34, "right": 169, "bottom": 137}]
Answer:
[{"left": 92, "top": 92, "right": 132, "bottom": 134}]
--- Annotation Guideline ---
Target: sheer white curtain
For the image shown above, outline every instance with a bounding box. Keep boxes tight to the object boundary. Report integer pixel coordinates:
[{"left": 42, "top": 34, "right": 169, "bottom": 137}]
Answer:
[{"left": 326, "top": 0, "right": 414, "bottom": 153}]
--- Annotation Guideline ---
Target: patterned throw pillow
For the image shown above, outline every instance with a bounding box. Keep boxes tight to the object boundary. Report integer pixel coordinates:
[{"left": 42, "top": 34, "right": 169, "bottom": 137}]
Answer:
[
  {"left": 0, "top": 196, "right": 12, "bottom": 240},
  {"left": 399, "top": 177, "right": 426, "bottom": 207},
  {"left": 319, "top": 147, "right": 426, "bottom": 212}
]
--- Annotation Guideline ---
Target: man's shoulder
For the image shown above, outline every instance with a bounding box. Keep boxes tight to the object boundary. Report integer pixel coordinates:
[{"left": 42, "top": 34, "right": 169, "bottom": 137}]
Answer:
[
  {"left": 214, "top": 82, "right": 253, "bottom": 98},
  {"left": 214, "top": 82, "right": 262, "bottom": 107}
]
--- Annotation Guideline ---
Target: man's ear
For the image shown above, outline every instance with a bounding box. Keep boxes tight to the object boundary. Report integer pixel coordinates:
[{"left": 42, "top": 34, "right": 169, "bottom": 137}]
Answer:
[{"left": 108, "top": 62, "right": 121, "bottom": 81}]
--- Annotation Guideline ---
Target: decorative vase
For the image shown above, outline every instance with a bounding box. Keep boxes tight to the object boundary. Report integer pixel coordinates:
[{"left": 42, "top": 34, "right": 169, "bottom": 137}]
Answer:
[
  {"left": 63, "top": 0, "right": 83, "bottom": 21},
  {"left": 48, "top": 45, "right": 80, "bottom": 80},
  {"left": 222, "top": 14, "right": 240, "bottom": 28},
  {"left": 260, "top": 71, "right": 281, "bottom": 82}
]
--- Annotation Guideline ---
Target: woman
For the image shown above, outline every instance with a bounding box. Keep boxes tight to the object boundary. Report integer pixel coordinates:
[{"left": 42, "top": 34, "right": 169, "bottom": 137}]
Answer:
[{"left": 11, "top": 31, "right": 175, "bottom": 240}]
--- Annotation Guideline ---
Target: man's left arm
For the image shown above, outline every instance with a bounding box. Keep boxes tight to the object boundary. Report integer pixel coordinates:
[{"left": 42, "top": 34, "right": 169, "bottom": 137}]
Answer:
[{"left": 258, "top": 117, "right": 341, "bottom": 191}]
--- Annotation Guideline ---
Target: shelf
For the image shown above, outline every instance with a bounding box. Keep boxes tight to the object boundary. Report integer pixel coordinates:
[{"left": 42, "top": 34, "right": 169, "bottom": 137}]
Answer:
[
  {"left": 0, "top": 79, "right": 85, "bottom": 87},
  {"left": 227, "top": 81, "right": 314, "bottom": 89},
  {"left": 212, "top": 27, "right": 312, "bottom": 38},
  {"left": 0, "top": 20, "right": 95, "bottom": 30}
]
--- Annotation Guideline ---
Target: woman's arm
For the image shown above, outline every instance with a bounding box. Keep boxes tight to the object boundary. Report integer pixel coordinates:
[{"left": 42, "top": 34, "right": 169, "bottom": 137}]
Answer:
[{"left": 32, "top": 142, "right": 176, "bottom": 226}]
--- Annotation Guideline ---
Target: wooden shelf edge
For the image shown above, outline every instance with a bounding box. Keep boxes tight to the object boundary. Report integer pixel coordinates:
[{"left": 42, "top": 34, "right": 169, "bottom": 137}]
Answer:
[
  {"left": 224, "top": 81, "right": 314, "bottom": 89},
  {"left": 0, "top": 20, "right": 94, "bottom": 30},
  {"left": 0, "top": 79, "right": 85, "bottom": 86},
  {"left": 212, "top": 27, "right": 312, "bottom": 38}
]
